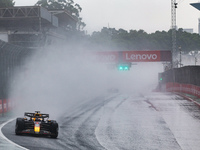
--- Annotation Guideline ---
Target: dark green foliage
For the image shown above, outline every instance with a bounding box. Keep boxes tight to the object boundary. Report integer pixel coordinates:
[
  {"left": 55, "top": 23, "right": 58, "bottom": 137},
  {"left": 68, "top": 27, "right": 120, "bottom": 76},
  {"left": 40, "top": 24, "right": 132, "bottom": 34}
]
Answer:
[
  {"left": 35, "top": 0, "right": 81, "bottom": 17},
  {"left": 35, "top": 0, "right": 85, "bottom": 29},
  {"left": 0, "top": 0, "right": 15, "bottom": 8},
  {"left": 176, "top": 28, "right": 200, "bottom": 52},
  {"left": 89, "top": 27, "right": 200, "bottom": 52}
]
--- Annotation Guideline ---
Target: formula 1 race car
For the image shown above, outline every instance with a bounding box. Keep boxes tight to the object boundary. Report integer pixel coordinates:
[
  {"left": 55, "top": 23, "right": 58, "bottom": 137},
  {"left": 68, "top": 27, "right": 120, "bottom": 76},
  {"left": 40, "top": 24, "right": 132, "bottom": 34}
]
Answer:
[{"left": 15, "top": 111, "right": 58, "bottom": 138}]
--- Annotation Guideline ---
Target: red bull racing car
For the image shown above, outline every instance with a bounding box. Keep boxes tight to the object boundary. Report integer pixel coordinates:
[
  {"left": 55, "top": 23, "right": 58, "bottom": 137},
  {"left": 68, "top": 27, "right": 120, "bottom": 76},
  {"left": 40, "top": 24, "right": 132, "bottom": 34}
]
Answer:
[{"left": 15, "top": 111, "right": 58, "bottom": 138}]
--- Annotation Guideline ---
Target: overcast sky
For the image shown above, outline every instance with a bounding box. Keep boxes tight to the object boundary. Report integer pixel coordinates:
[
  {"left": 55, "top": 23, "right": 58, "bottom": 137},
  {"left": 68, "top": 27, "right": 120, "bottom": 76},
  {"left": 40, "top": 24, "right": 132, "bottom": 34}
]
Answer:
[{"left": 15, "top": 0, "right": 200, "bottom": 34}]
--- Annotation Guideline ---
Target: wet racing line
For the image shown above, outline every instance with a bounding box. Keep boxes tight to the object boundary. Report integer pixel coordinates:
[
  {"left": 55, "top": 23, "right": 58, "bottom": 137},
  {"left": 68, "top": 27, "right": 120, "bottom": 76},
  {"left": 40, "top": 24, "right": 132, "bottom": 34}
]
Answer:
[
  {"left": 2, "top": 93, "right": 200, "bottom": 149},
  {"left": 1, "top": 95, "right": 120, "bottom": 150}
]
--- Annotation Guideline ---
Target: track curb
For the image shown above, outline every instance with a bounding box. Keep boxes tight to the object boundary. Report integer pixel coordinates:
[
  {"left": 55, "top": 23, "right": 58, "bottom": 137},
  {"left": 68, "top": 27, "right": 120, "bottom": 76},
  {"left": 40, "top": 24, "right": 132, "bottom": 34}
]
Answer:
[
  {"left": 0, "top": 118, "right": 29, "bottom": 150},
  {"left": 175, "top": 92, "right": 200, "bottom": 107}
]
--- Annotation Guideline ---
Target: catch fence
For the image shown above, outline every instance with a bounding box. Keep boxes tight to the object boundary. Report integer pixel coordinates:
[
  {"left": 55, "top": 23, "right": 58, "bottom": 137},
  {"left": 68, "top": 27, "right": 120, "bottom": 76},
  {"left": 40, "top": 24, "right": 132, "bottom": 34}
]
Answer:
[
  {"left": 0, "top": 40, "right": 33, "bottom": 113},
  {"left": 160, "top": 66, "right": 200, "bottom": 97},
  {"left": 160, "top": 66, "right": 200, "bottom": 86}
]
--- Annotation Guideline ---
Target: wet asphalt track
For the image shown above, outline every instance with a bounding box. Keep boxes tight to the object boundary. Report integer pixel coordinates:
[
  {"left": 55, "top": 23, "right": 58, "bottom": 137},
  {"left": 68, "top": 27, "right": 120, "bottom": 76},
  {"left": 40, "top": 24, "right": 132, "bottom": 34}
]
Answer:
[{"left": 2, "top": 92, "right": 200, "bottom": 150}]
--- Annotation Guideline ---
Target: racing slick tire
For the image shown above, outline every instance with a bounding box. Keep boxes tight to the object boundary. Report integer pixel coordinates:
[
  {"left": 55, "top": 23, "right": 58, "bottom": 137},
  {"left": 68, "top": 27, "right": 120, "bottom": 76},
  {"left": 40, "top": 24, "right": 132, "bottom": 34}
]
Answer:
[
  {"left": 15, "top": 118, "right": 24, "bottom": 135},
  {"left": 50, "top": 121, "right": 58, "bottom": 138}
]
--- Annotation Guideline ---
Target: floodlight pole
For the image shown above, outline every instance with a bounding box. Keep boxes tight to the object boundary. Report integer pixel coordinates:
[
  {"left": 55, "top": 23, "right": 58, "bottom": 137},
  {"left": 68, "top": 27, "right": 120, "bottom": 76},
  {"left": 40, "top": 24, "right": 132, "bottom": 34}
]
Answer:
[
  {"left": 171, "top": 0, "right": 178, "bottom": 88},
  {"left": 171, "top": 0, "right": 178, "bottom": 68}
]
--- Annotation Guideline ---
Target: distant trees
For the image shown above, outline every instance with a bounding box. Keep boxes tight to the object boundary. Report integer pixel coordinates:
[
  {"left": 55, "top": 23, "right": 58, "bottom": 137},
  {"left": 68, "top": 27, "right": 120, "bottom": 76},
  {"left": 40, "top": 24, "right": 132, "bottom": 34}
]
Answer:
[
  {"left": 1, "top": 0, "right": 198, "bottom": 52},
  {"left": 36, "top": 0, "right": 81, "bottom": 16},
  {"left": 88, "top": 27, "right": 200, "bottom": 53},
  {"left": 0, "top": 0, "right": 15, "bottom": 8},
  {"left": 176, "top": 28, "right": 200, "bottom": 52},
  {"left": 35, "top": 0, "right": 85, "bottom": 30}
]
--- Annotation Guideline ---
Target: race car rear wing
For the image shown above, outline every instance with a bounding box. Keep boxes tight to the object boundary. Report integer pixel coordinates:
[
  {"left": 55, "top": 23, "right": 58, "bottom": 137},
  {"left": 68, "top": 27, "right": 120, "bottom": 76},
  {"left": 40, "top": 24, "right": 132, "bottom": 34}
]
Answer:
[{"left": 24, "top": 112, "right": 49, "bottom": 118}]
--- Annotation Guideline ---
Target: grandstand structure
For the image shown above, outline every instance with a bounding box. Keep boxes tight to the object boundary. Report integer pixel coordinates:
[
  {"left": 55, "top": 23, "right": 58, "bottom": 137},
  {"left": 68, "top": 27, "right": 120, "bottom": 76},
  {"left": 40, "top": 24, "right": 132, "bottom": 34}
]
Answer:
[{"left": 0, "top": 6, "right": 78, "bottom": 48}]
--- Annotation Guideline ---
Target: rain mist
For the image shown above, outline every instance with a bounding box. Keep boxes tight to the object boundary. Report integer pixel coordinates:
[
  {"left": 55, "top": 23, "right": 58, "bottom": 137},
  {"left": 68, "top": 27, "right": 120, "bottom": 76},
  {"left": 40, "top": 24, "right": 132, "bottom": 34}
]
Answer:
[{"left": 8, "top": 43, "right": 163, "bottom": 120}]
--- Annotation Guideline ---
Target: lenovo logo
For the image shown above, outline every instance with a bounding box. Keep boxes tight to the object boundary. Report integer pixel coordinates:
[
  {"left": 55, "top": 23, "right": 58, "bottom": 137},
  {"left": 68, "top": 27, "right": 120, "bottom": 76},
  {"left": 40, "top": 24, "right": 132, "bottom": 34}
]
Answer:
[
  {"left": 125, "top": 53, "right": 158, "bottom": 60},
  {"left": 92, "top": 52, "right": 119, "bottom": 62},
  {"left": 95, "top": 54, "right": 117, "bottom": 62},
  {"left": 123, "top": 51, "right": 160, "bottom": 62},
  {"left": 91, "top": 50, "right": 170, "bottom": 63}
]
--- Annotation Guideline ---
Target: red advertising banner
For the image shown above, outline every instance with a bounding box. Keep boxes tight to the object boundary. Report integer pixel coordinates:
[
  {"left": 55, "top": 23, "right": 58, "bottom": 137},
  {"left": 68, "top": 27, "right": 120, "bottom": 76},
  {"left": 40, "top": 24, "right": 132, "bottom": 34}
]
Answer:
[
  {"left": 0, "top": 100, "right": 2, "bottom": 114},
  {"left": 3, "top": 99, "right": 7, "bottom": 113},
  {"left": 122, "top": 51, "right": 161, "bottom": 62},
  {"left": 93, "top": 51, "right": 119, "bottom": 63},
  {"left": 90, "top": 50, "right": 171, "bottom": 63},
  {"left": 166, "top": 82, "right": 200, "bottom": 98}
]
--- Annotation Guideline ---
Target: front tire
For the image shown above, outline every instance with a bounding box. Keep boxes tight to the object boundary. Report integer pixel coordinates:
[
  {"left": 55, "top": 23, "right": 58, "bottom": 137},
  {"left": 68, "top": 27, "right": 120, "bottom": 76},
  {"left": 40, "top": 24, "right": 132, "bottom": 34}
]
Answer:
[{"left": 15, "top": 118, "right": 24, "bottom": 135}]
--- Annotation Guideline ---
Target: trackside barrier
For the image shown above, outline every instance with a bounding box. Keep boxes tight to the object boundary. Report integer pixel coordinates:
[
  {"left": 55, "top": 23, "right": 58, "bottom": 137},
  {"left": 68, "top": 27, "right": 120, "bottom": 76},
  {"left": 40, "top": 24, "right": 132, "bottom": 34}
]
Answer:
[
  {"left": 0, "top": 99, "right": 14, "bottom": 115},
  {"left": 3, "top": 99, "right": 7, "bottom": 113},
  {"left": 0, "top": 100, "right": 2, "bottom": 114},
  {"left": 166, "top": 82, "right": 200, "bottom": 98},
  {"left": 0, "top": 40, "right": 33, "bottom": 112}
]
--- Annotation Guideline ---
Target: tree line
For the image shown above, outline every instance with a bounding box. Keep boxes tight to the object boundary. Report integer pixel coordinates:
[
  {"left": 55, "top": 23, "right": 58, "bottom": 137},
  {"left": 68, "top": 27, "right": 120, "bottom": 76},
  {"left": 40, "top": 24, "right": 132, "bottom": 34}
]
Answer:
[
  {"left": 2, "top": 0, "right": 200, "bottom": 53},
  {"left": 87, "top": 27, "right": 200, "bottom": 53}
]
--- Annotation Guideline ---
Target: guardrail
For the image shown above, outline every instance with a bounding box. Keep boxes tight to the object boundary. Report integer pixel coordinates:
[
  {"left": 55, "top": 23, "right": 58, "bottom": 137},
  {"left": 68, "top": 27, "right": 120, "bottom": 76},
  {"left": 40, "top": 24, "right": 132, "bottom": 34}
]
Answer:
[
  {"left": 0, "top": 40, "right": 33, "bottom": 115},
  {"left": 166, "top": 82, "right": 200, "bottom": 98},
  {"left": 158, "top": 66, "right": 200, "bottom": 98},
  {"left": 0, "top": 99, "right": 15, "bottom": 114}
]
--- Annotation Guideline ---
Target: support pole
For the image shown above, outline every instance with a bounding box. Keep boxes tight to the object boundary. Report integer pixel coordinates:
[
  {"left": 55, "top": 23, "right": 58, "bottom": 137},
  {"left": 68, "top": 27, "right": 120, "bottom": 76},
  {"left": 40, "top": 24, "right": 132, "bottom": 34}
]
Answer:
[{"left": 171, "top": 0, "right": 178, "bottom": 68}]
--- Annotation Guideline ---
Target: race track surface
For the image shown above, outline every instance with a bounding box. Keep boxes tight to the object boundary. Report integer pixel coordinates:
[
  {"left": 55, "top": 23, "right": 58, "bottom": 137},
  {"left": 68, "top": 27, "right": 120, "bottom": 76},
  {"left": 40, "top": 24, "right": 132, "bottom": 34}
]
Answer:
[{"left": 2, "top": 92, "right": 200, "bottom": 150}]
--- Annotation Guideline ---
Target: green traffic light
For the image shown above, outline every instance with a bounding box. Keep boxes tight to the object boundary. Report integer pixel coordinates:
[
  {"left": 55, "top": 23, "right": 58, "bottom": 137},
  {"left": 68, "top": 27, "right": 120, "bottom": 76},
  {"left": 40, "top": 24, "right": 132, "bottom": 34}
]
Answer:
[
  {"left": 119, "top": 66, "right": 123, "bottom": 70},
  {"left": 160, "top": 78, "right": 162, "bottom": 81},
  {"left": 117, "top": 63, "right": 131, "bottom": 71},
  {"left": 124, "top": 66, "right": 129, "bottom": 70}
]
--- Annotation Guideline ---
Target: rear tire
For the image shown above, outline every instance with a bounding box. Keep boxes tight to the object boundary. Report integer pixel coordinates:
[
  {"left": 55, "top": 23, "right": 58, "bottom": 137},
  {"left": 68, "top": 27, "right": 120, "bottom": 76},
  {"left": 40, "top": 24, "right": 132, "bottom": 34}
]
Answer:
[
  {"left": 15, "top": 118, "right": 24, "bottom": 135},
  {"left": 50, "top": 121, "right": 58, "bottom": 138}
]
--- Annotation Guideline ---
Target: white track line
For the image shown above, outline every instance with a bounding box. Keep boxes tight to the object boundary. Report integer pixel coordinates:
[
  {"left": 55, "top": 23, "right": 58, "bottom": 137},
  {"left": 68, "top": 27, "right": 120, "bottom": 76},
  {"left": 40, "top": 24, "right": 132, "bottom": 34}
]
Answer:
[{"left": 0, "top": 118, "right": 29, "bottom": 150}]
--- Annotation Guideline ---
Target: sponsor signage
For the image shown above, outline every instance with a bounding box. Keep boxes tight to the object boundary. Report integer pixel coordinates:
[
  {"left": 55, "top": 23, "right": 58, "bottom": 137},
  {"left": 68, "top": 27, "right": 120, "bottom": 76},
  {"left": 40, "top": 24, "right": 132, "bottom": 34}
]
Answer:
[
  {"left": 92, "top": 50, "right": 171, "bottom": 63},
  {"left": 93, "top": 51, "right": 119, "bottom": 62},
  {"left": 3, "top": 99, "right": 7, "bottom": 112},
  {"left": 122, "top": 51, "right": 161, "bottom": 62},
  {"left": 166, "top": 82, "right": 200, "bottom": 98}
]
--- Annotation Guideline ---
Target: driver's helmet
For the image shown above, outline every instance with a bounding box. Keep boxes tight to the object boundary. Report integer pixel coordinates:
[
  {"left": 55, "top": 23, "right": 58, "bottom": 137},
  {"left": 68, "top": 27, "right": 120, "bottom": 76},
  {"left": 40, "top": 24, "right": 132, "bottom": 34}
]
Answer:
[{"left": 33, "top": 113, "right": 42, "bottom": 121}]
